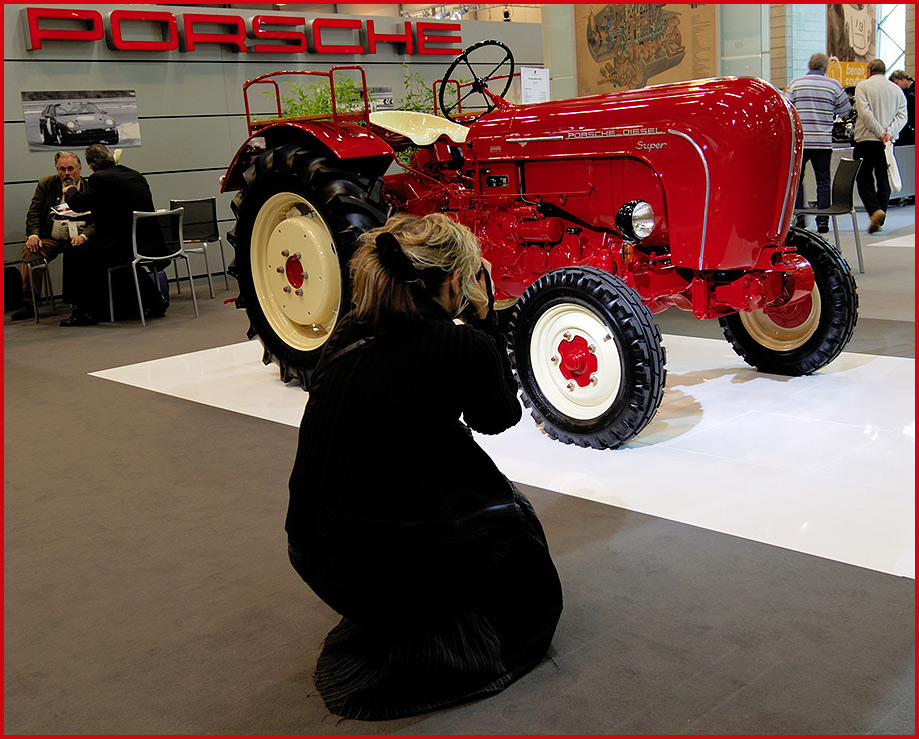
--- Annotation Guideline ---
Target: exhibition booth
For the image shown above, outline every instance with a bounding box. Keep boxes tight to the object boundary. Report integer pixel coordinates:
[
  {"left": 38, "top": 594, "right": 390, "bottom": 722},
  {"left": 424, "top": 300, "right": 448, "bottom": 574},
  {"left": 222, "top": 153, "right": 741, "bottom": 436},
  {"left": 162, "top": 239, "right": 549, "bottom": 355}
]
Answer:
[{"left": 3, "top": 4, "right": 915, "bottom": 735}]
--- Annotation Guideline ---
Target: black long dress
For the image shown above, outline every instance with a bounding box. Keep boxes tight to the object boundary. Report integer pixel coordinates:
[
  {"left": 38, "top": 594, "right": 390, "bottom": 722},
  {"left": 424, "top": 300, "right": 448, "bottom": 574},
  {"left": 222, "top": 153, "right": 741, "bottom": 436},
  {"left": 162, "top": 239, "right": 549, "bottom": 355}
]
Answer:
[{"left": 286, "top": 300, "right": 563, "bottom": 720}]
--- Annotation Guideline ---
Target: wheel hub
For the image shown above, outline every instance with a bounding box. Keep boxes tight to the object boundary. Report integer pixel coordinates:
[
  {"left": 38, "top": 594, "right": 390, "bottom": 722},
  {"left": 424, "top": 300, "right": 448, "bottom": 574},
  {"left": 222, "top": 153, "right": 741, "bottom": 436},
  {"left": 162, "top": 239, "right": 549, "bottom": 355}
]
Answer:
[
  {"left": 530, "top": 303, "right": 623, "bottom": 421},
  {"left": 558, "top": 335, "right": 598, "bottom": 387},
  {"left": 739, "top": 286, "right": 821, "bottom": 351},
  {"left": 264, "top": 216, "right": 337, "bottom": 325},
  {"left": 762, "top": 294, "right": 813, "bottom": 329},
  {"left": 285, "top": 255, "right": 304, "bottom": 289}
]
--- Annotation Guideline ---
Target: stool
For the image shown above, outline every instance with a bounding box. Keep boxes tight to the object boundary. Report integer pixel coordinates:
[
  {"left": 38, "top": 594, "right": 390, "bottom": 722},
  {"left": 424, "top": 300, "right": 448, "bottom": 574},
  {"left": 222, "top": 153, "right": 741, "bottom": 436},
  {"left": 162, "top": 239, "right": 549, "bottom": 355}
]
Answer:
[{"left": 4, "top": 257, "right": 57, "bottom": 323}]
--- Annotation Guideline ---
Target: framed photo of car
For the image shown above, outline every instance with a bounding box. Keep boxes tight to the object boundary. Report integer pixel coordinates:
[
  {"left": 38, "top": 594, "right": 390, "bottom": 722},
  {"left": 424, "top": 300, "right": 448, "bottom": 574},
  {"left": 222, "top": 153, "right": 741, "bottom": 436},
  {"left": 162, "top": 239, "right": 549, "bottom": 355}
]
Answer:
[{"left": 21, "top": 90, "right": 141, "bottom": 152}]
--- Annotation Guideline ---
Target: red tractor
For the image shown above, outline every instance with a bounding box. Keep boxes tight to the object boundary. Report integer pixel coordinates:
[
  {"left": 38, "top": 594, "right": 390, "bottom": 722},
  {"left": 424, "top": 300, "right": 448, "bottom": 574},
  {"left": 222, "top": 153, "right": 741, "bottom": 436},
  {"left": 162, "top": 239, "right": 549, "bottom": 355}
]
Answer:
[{"left": 220, "top": 41, "right": 858, "bottom": 449}]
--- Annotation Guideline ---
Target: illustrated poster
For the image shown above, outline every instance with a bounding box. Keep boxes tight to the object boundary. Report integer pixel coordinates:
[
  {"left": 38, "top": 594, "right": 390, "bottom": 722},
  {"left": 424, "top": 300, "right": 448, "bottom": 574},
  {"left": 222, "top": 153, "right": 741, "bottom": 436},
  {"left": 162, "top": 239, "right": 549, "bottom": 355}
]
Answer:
[{"left": 575, "top": 4, "right": 717, "bottom": 95}]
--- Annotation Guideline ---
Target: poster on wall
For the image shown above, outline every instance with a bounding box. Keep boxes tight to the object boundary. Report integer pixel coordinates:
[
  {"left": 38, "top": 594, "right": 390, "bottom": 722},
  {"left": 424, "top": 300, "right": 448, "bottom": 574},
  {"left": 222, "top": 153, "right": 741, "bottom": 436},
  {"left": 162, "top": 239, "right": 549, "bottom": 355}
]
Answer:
[
  {"left": 827, "top": 4, "right": 876, "bottom": 63},
  {"left": 575, "top": 4, "right": 717, "bottom": 96},
  {"left": 21, "top": 90, "right": 141, "bottom": 152}
]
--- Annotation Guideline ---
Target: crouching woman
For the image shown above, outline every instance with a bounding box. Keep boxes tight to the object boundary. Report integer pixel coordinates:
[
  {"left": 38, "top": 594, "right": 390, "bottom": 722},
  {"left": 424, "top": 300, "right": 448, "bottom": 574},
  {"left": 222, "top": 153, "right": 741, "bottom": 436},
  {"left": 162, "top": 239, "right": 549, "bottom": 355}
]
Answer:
[{"left": 286, "top": 213, "right": 563, "bottom": 720}]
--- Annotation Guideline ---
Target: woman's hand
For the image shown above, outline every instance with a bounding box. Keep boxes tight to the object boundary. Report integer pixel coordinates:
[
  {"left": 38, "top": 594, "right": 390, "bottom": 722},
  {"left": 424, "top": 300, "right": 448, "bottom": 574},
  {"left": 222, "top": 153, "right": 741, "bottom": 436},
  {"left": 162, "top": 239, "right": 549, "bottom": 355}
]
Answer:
[{"left": 468, "top": 258, "right": 494, "bottom": 320}]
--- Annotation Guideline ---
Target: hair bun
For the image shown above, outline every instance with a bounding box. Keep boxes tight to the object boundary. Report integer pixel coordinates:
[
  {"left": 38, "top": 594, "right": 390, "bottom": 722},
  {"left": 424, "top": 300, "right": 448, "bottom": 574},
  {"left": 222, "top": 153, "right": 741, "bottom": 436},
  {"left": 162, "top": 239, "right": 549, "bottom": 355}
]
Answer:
[{"left": 376, "top": 232, "right": 416, "bottom": 280}]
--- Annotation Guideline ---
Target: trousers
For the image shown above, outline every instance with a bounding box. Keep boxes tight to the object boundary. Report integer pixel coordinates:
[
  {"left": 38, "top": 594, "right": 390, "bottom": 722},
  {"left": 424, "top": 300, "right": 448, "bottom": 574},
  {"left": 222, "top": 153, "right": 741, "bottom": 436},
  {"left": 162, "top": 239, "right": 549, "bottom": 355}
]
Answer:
[
  {"left": 853, "top": 139, "right": 891, "bottom": 216},
  {"left": 18, "top": 238, "right": 68, "bottom": 298},
  {"left": 794, "top": 148, "right": 832, "bottom": 229}
]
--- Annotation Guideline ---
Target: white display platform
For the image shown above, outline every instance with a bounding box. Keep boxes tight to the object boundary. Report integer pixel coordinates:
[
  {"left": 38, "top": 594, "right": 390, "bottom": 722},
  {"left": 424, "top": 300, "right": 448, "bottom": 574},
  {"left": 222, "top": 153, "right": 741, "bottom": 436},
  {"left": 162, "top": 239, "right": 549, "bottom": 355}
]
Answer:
[{"left": 89, "top": 334, "right": 915, "bottom": 579}]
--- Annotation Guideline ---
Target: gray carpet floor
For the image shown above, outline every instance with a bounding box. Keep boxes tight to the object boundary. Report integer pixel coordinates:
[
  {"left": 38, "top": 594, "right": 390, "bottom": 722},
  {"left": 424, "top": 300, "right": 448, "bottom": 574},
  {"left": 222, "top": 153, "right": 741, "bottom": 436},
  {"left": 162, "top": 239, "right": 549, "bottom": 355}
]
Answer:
[{"left": 4, "top": 211, "right": 915, "bottom": 734}]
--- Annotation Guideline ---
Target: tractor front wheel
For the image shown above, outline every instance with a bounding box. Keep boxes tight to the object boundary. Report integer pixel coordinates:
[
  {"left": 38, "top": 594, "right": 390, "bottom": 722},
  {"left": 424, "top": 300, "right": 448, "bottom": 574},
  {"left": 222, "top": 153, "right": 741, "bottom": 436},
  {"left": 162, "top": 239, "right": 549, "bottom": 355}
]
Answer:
[
  {"left": 509, "top": 267, "right": 667, "bottom": 449},
  {"left": 719, "top": 226, "right": 858, "bottom": 375}
]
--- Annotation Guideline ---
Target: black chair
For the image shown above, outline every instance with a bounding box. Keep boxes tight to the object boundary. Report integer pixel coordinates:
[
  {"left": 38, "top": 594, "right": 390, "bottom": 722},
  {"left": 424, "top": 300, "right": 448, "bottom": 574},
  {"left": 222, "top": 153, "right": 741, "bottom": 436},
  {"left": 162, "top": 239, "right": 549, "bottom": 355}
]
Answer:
[
  {"left": 169, "top": 197, "right": 228, "bottom": 298},
  {"left": 3, "top": 256, "right": 57, "bottom": 323},
  {"left": 107, "top": 208, "right": 199, "bottom": 326},
  {"left": 794, "top": 158, "right": 865, "bottom": 273}
]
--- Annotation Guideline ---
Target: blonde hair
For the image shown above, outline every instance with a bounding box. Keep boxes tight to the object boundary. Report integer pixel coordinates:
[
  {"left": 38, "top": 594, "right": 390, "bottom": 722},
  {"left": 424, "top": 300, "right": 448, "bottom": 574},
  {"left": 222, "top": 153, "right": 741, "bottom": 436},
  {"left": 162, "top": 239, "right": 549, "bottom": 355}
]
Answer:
[{"left": 350, "top": 213, "right": 484, "bottom": 329}]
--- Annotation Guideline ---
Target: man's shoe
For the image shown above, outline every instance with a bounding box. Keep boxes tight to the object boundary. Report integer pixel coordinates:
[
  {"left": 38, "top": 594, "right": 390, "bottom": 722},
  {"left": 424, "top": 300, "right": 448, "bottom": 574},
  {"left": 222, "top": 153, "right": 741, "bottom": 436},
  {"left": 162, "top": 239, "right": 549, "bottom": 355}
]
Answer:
[
  {"left": 60, "top": 312, "right": 99, "bottom": 327},
  {"left": 868, "top": 209, "right": 886, "bottom": 233},
  {"left": 10, "top": 304, "right": 35, "bottom": 321}
]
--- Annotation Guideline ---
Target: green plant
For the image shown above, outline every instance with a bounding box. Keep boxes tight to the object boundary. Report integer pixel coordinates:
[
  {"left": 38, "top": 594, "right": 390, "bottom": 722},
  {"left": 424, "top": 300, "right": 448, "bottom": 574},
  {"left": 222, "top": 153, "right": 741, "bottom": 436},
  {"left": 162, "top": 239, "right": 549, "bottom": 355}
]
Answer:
[
  {"left": 268, "top": 75, "right": 366, "bottom": 118},
  {"left": 394, "top": 63, "right": 437, "bottom": 114},
  {"left": 391, "top": 64, "right": 472, "bottom": 167}
]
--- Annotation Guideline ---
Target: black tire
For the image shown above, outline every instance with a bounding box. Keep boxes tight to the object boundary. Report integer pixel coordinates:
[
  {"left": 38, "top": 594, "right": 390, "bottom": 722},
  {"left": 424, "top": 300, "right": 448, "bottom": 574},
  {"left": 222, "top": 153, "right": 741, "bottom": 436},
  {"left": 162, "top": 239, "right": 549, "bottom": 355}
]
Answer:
[
  {"left": 719, "top": 226, "right": 858, "bottom": 375},
  {"left": 509, "top": 267, "right": 667, "bottom": 450},
  {"left": 228, "top": 144, "right": 388, "bottom": 388}
]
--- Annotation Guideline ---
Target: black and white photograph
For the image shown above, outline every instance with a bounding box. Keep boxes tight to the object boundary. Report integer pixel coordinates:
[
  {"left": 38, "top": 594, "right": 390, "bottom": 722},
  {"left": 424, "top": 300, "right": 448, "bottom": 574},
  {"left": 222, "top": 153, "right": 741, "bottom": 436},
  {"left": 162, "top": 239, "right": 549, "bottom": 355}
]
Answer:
[
  {"left": 827, "top": 3, "right": 877, "bottom": 63},
  {"left": 21, "top": 90, "right": 141, "bottom": 152}
]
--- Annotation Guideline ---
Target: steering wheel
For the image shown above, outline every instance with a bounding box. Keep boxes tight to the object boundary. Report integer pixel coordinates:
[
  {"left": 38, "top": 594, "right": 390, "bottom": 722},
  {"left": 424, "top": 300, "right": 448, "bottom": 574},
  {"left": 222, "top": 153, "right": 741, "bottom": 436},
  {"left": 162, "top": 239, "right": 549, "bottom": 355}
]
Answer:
[{"left": 438, "top": 40, "right": 515, "bottom": 124}]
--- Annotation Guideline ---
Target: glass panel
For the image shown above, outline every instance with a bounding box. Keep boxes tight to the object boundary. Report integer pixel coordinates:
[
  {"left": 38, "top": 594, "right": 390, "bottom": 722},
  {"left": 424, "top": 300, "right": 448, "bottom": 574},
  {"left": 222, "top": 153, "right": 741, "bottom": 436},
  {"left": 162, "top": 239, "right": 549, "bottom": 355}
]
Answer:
[{"left": 877, "top": 4, "right": 906, "bottom": 72}]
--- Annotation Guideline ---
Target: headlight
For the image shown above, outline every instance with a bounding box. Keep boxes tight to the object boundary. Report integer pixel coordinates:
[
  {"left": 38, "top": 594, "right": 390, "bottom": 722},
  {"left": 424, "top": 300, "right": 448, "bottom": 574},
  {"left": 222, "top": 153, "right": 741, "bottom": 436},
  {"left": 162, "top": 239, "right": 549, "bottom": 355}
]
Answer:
[
  {"left": 615, "top": 200, "right": 655, "bottom": 241},
  {"left": 106, "top": 119, "right": 114, "bottom": 126},
  {"left": 66, "top": 121, "right": 76, "bottom": 129}
]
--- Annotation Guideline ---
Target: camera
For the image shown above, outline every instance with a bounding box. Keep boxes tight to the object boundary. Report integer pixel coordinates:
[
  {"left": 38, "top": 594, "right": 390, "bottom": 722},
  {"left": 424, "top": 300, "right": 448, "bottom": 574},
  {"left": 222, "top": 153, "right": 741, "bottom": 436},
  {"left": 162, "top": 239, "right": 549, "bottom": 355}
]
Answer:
[{"left": 459, "top": 262, "right": 495, "bottom": 320}]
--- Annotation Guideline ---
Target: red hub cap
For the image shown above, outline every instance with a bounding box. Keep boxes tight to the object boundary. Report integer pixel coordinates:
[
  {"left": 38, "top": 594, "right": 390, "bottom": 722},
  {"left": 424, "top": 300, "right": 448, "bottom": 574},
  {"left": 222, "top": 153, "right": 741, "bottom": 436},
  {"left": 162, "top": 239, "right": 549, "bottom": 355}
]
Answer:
[
  {"left": 763, "top": 294, "right": 814, "bottom": 329},
  {"left": 285, "top": 256, "right": 304, "bottom": 289},
  {"left": 557, "top": 335, "right": 598, "bottom": 388}
]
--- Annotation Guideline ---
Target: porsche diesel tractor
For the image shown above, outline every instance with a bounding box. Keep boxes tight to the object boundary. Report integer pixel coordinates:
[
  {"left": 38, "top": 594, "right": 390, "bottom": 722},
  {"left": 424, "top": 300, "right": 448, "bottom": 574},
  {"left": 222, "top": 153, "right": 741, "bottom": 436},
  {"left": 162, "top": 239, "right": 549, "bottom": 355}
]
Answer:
[{"left": 220, "top": 41, "right": 858, "bottom": 449}]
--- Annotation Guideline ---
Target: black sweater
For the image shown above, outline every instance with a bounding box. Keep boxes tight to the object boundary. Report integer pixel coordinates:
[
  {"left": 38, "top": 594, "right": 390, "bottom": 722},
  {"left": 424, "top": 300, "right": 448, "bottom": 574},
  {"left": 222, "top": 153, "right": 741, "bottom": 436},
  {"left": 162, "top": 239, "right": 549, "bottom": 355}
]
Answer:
[{"left": 286, "top": 303, "right": 522, "bottom": 543}]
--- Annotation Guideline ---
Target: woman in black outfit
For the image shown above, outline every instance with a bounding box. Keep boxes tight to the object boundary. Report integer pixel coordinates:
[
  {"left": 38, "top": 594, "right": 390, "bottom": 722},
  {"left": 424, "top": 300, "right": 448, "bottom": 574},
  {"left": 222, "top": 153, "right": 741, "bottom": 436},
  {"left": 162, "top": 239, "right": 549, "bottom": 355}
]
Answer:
[{"left": 287, "top": 213, "right": 563, "bottom": 720}]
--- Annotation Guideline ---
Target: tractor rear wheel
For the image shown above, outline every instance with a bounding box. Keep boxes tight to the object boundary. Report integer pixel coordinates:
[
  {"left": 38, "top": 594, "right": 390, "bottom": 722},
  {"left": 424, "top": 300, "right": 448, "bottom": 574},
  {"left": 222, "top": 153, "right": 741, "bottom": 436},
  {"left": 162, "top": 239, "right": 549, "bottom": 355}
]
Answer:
[
  {"left": 719, "top": 227, "right": 858, "bottom": 375},
  {"left": 509, "top": 267, "right": 667, "bottom": 449},
  {"left": 228, "top": 144, "right": 388, "bottom": 387}
]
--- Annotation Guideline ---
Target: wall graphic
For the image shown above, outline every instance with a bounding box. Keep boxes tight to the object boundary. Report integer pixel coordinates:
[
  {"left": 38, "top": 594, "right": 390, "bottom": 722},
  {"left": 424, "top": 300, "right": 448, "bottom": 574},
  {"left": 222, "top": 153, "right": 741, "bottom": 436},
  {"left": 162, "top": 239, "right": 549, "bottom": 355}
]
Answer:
[
  {"left": 826, "top": 59, "right": 869, "bottom": 88},
  {"left": 576, "top": 4, "right": 717, "bottom": 95},
  {"left": 827, "top": 4, "right": 876, "bottom": 64},
  {"left": 21, "top": 90, "right": 141, "bottom": 152}
]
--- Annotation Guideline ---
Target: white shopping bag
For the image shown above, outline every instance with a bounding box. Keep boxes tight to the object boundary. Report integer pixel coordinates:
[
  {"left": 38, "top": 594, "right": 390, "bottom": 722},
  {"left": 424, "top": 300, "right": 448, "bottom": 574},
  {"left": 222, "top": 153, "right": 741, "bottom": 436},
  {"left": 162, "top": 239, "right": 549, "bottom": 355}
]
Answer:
[{"left": 885, "top": 141, "right": 902, "bottom": 193}]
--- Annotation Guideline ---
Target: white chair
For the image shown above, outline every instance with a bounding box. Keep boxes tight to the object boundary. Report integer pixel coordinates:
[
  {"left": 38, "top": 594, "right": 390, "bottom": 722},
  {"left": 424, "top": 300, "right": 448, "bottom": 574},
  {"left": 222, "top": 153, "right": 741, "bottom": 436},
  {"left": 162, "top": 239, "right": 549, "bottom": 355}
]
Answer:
[
  {"left": 169, "top": 197, "right": 228, "bottom": 298},
  {"left": 107, "top": 208, "right": 199, "bottom": 326}
]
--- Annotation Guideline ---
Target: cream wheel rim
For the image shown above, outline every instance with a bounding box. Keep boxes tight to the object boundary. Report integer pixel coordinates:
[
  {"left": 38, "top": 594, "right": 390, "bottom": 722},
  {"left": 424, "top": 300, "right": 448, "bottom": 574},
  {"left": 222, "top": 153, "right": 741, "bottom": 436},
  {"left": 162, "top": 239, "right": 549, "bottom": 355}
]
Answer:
[
  {"left": 739, "top": 286, "right": 821, "bottom": 351},
  {"left": 251, "top": 192, "right": 341, "bottom": 352},
  {"left": 529, "top": 303, "right": 623, "bottom": 421}
]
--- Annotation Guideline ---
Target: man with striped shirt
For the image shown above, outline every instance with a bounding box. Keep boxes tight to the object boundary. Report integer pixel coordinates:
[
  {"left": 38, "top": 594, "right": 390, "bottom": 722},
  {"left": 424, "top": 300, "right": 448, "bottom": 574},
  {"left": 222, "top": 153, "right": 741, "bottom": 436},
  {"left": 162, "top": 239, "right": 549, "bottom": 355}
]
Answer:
[{"left": 785, "top": 53, "right": 852, "bottom": 233}]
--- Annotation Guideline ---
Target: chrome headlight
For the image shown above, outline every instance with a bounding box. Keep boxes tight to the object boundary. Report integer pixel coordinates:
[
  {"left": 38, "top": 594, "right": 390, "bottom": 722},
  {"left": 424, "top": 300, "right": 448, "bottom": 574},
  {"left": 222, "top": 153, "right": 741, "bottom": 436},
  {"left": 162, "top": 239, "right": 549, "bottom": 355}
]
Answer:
[
  {"left": 616, "top": 200, "right": 655, "bottom": 241},
  {"left": 106, "top": 119, "right": 114, "bottom": 126},
  {"left": 66, "top": 121, "right": 76, "bottom": 129}
]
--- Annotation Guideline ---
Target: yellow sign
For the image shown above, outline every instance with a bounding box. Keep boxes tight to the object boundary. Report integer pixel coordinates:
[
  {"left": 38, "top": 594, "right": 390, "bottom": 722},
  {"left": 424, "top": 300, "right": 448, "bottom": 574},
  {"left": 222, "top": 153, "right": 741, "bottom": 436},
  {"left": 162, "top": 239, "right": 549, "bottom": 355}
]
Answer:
[{"left": 826, "top": 59, "right": 868, "bottom": 87}]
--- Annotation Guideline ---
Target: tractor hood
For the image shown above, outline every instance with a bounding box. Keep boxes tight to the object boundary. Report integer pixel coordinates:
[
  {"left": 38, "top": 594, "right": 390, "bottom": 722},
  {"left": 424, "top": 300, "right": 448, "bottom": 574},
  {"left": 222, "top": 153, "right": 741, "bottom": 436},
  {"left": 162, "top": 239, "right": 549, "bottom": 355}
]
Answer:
[{"left": 466, "top": 77, "right": 803, "bottom": 270}]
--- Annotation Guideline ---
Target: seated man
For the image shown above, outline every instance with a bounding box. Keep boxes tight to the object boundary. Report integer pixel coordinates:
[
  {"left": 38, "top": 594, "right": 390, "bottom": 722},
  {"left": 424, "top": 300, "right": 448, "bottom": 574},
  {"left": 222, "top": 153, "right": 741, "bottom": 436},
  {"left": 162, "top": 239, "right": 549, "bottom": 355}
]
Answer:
[
  {"left": 11, "top": 151, "right": 94, "bottom": 320},
  {"left": 59, "top": 144, "right": 169, "bottom": 326}
]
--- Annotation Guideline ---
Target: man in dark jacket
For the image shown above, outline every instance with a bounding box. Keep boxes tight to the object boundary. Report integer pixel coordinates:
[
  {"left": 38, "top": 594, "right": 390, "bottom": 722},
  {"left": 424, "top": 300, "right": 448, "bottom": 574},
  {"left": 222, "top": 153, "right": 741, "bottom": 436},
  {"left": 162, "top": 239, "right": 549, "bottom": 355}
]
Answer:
[
  {"left": 59, "top": 144, "right": 169, "bottom": 326},
  {"left": 11, "top": 151, "right": 95, "bottom": 320},
  {"left": 890, "top": 70, "right": 915, "bottom": 146}
]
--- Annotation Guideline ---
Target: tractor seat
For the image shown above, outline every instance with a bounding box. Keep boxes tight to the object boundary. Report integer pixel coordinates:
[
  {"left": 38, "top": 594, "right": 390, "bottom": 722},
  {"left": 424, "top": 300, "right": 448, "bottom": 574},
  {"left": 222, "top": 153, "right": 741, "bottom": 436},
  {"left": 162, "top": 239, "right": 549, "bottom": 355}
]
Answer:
[{"left": 368, "top": 111, "right": 468, "bottom": 147}]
